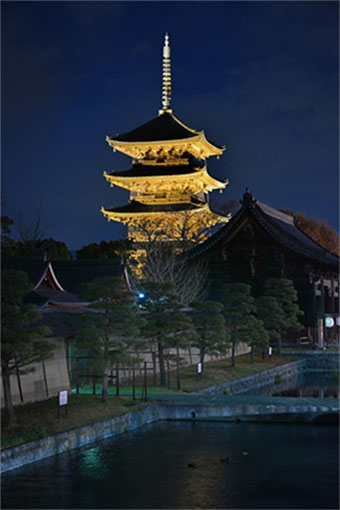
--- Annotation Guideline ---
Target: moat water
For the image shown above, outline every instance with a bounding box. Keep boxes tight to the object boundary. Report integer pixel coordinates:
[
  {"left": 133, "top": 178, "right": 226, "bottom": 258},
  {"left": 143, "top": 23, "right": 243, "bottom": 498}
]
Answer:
[
  {"left": 2, "top": 421, "right": 338, "bottom": 509},
  {"left": 241, "top": 370, "right": 339, "bottom": 398}
]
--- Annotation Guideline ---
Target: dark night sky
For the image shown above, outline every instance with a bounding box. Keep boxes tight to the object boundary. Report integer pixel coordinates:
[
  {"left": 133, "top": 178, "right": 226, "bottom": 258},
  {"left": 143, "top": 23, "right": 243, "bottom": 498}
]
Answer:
[{"left": 2, "top": 1, "right": 339, "bottom": 251}]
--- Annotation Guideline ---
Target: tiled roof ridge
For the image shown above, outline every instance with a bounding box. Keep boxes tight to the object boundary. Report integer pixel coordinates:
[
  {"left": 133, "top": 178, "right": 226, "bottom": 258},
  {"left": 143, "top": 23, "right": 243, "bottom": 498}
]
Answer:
[
  {"left": 108, "top": 111, "right": 224, "bottom": 150},
  {"left": 186, "top": 192, "right": 339, "bottom": 267},
  {"left": 293, "top": 218, "right": 340, "bottom": 258},
  {"left": 253, "top": 202, "right": 339, "bottom": 266},
  {"left": 255, "top": 200, "right": 294, "bottom": 225}
]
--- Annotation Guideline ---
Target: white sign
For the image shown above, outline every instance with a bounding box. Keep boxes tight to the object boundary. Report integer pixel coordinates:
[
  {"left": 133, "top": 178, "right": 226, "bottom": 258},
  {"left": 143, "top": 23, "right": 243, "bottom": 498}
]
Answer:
[
  {"left": 268, "top": 347, "right": 272, "bottom": 356},
  {"left": 59, "top": 390, "right": 68, "bottom": 406},
  {"left": 197, "top": 363, "right": 202, "bottom": 374}
]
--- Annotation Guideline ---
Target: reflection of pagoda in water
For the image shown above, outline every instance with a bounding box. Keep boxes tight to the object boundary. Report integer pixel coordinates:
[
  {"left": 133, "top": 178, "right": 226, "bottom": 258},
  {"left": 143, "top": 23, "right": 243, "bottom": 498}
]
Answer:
[{"left": 101, "top": 34, "right": 229, "bottom": 244}]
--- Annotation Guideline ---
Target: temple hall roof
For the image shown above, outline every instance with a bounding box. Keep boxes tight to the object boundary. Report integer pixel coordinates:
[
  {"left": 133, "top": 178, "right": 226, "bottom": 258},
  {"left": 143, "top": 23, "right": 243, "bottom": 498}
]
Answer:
[{"left": 187, "top": 190, "right": 339, "bottom": 270}]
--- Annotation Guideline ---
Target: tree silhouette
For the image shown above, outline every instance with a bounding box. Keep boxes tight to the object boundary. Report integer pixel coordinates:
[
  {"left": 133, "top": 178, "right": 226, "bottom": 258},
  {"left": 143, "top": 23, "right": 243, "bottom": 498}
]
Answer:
[
  {"left": 191, "top": 301, "right": 228, "bottom": 371},
  {"left": 76, "top": 276, "right": 145, "bottom": 402},
  {"left": 262, "top": 278, "right": 304, "bottom": 354},
  {"left": 222, "top": 283, "right": 267, "bottom": 366},
  {"left": 2, "top": 270, "right": 53, "bottom": 425}
]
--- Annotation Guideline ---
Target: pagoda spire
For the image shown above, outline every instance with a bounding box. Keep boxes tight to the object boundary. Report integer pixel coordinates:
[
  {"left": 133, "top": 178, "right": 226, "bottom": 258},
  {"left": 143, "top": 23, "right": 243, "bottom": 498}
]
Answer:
[{"left": 159, "top": 33, "right": 172, "bottom": 115}]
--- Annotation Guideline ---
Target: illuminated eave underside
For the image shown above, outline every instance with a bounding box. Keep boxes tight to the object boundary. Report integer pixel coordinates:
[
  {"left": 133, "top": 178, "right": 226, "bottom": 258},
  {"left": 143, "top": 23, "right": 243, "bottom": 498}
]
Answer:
[
  {"left": 100, "top": 203, "right": 229, "bottom": 224},
  {"left": 103, "top": 167, "right": 228, "bottom": 193},
  {"left": 106, "top": 132, "right": 225, "bottom": 159}
]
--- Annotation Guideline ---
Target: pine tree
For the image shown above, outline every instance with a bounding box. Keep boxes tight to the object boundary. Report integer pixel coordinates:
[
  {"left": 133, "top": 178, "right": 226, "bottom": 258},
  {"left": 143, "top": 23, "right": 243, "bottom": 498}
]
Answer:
[
  {"left": 262, "top": 278, "right": 304, "bottom": 353},
  {"left": 256, "top": 295, "right": 285, "bottom": 356},
  {"left": 76, "top": 276, "right": 145, "bottom": 402},
  {"left": 1, "top": 270, "right": 53, "bottom": 425},
  {"left": 191, "top": 301, "right": 228, "bottom": 371},
  {"left": 222, "top": 283, "right": 267, "bottom": 366},
  {"left": 140, "top": 281, "right": 194, "bottom": 386},
  {"left": 246, "top": 315, "right": 270, "bottom": 363}
]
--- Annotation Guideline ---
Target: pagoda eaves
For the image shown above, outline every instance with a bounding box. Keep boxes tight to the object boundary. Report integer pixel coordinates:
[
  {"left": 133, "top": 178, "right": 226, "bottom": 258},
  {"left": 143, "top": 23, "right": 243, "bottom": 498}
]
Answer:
[
  {"left": 101, "top": 201, "right": 228, "bottom": 242},
  {"left": 103, "top": 165, "right": 228, "bottom": 194},
  {"left": 106, "top": 112, "right": 225, "bottom": 160}
]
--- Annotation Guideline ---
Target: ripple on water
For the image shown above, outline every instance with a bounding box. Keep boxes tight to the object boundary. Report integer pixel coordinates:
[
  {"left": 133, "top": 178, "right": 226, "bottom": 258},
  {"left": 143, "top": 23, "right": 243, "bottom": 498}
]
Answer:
[{"left": 1, "top": 421, "right": 339, "bottom": 509}]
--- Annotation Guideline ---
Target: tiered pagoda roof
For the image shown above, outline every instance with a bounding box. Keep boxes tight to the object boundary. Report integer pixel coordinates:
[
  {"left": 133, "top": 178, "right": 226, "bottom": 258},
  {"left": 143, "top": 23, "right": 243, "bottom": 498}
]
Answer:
[
  {"left": 106, "top": 111, "right": 225, "bottom": 159},
  {"left": 101, "top": 34, "right": 229, "bottom": 237},
  {"left": 101, "top": 199, "right": 224, "bottom": 232},
  {"left": 104, "top": 160, "right": 227, "bottom": 194}
]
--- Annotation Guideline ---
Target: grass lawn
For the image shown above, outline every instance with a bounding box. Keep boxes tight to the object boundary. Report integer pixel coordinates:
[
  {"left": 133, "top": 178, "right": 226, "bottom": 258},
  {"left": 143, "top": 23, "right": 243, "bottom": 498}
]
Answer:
[
  {"left": 72, "top": 353, "right": 296, "bottom": 395},
  {"left": 178, "top": 353, "right": 297, "bottom": 392},
  {"left": 1, "top": 353, "right": 296, "bottom": 450},
  {"left": 1, "top": 395, "right": 148, "bottom": 450}
]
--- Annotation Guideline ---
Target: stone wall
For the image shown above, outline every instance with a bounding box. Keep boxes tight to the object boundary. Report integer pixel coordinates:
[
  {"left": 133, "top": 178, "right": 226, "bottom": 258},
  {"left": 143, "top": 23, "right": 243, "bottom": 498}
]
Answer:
[
  {"left": 1, "top": 405, "right": 159, "bottom": 473},
  {"left": 126, "top": 342, "right": 251, "bottom": 378},
  {"left": 2, "top": 338, "right": 250, "bottom": 407},
  {"left": 194, "top": 359, "right": 306, "bottom": 396},
  {"left": 0, "top": 338, "right": 70, "bottom": 407},
  {"left": 283, "top": 351, "right": 339, "bottom": 370},
  {"left": 157, "top": 400, "right": 338, "bottom": 423}
]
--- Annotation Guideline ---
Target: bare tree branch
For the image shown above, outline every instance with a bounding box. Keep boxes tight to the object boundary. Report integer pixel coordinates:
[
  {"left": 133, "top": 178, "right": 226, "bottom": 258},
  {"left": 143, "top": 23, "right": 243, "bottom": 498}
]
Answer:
[
  {"left": 17, "top": 198, "right": 48, "bottom": 243},
  {"left": 127, "top": 213, "right": 210, "bottom": 305},
  {"left": 16, "top": 198, "right": 49, "bottom": 256}
]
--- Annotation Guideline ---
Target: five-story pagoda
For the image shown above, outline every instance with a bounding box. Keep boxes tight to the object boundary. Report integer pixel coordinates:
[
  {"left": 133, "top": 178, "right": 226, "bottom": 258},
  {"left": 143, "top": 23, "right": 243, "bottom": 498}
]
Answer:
[{"left": 101, "top": 34, "right": 229, "bottom": 248}]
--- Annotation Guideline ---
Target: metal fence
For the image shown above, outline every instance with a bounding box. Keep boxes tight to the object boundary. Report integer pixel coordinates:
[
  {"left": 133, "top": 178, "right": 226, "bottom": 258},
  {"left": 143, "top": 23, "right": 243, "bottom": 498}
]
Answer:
[{"left": 69, "top": 352, "right": 182, "bottom": 401}]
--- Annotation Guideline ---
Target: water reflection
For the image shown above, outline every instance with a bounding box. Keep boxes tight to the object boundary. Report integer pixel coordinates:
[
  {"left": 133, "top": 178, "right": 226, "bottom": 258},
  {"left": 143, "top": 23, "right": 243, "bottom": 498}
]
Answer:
[
  {"left": 176, "top": 446, "right": 236, "bottom": 509},
  {"left": 79, "top": 446, "right": 106, "bottom": 480},
  {"left": 243, "top": 371, "right": 339, "bottom": 398},
  {"left": 2, "top": 421, "right": 339, "bottom": 509}
]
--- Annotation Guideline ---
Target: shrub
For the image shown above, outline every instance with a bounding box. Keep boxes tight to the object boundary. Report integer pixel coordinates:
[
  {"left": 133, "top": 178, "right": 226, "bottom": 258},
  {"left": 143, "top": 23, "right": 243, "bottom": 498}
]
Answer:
[{"left": 274, "top": 374, "right": 282, "bottom": 385}]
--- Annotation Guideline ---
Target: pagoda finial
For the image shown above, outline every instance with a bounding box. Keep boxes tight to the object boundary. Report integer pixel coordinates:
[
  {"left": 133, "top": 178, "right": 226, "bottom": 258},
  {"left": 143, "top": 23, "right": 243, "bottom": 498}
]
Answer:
[{"left": 159, "top": 33, "right": 172, "bottom": 115}]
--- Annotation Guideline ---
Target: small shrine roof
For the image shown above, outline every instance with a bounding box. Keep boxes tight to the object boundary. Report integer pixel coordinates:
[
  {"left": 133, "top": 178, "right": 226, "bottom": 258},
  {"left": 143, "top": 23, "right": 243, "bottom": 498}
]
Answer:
[
  {"left": 34, "top": 287, "right": 80, "bottom": 304},
  {"left": 2, "top": 257, "right": 125, "bottom": 303},
  {"left": 50, "top": 259, "right": 125, "bottom": 295},
  {"left": 108, "top": 112, "right": 223, "bottom": 148}
]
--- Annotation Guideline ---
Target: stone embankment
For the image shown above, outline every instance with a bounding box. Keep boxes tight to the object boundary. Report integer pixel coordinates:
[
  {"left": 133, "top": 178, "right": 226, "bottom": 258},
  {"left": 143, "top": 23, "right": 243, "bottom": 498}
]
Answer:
[
  {"left": 194, "top": 359, "right": 305, "bottom": 396},
  {"left": 2, "top": 354, "right": 339, "bottom": 473},
  {"left": 1, "top": 405, "right": 160, "bottom": 473},
  {"left": 284, "top": 351, "right": 339, "bottom": 370},
  {"left": 157, "top": 396, "right": 338, "bottom": 423}
]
